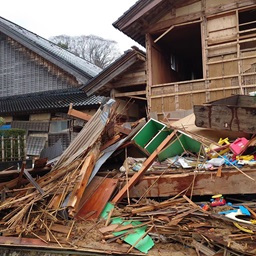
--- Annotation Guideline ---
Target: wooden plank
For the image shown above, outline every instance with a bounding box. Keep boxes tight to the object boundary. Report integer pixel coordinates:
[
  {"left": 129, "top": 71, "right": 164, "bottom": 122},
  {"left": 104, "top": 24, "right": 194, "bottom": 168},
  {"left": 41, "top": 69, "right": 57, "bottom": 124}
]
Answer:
[
  {"left": 50, "top": 224, "right": 70, "bottom": 234},
  {"left": 68, "top": 103, "right": 92, "bottom": 121},
  {"left": 111, "top": 131, "right": 177, "bottom": 204},
  {"left": 127, "top": 168, "right": 256, "bottom": 197},
  {"left": 67, "top": 146, "right": 99, "bottom": 216},
  {"left": 75, "top": 177, "right": 118, "bottom": 220},
  {"left": 131, "top": 198, "right": 185, "bottom": 214},
  {"left": 114, "top": 90, "right": 146, "bottom": 97},
  {"left": 98, "top": 224, "right": 119, "bottom": 234},
  {"left": 194, "top": 95, "right": 256, "bottom": 133},
  {"left": 0, "top": 236, "right": 47, "bottom": 246}
]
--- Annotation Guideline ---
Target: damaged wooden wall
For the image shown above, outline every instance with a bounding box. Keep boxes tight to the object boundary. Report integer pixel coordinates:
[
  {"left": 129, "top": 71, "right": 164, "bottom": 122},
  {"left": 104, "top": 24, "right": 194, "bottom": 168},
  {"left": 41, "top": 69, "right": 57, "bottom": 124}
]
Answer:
[{"left": 146, "top": 0, "right": 256, "bottom": 120}]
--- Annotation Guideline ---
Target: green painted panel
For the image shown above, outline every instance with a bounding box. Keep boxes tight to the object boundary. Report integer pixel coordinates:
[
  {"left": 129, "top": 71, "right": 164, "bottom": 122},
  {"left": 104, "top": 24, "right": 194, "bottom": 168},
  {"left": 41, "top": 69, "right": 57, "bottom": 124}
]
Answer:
[
  {"left": 145, "top": 130, "right": 171, "bottom": 154},
  {"left": 158, "top": 134, "right": 184, "bottom": 161},
  {"left": 184, "top": 134, "right": 202, "bottom": 153},
  {"left": 132, "top": 119, "right": 165, "bottom": 149},
  {"left": 158, "top": 133, "right": 202, "bottom": 162}
]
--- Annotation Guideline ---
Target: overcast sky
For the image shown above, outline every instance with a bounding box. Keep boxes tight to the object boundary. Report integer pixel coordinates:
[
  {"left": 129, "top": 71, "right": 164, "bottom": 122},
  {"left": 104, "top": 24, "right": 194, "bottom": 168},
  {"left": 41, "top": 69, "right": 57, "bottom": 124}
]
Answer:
[{"left": 0, "top": 0, "right": 142, "bottom": 52}]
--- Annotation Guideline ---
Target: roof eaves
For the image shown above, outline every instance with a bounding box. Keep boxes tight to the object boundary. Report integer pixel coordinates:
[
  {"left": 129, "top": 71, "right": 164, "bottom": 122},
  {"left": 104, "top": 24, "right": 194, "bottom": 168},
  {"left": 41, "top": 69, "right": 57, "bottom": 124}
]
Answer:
[
  {"left": 113, "top": 0, "right": 173, "bottom": 47},
  {"left": 83, "top": 47, "right": 146, "bottom": 96}
]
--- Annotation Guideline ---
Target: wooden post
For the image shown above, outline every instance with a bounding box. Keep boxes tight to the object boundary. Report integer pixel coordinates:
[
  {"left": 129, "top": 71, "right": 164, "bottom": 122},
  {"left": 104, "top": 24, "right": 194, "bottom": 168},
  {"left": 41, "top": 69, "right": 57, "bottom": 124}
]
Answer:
[
  {"left": 18, "top": 135, "right": 21, "bottom": 160},
  {"left": 1, "top": 136, "right": 4, "bottom": 162},
  {"left": 10, "top": 136, "right": 13, "bottom": 161}
]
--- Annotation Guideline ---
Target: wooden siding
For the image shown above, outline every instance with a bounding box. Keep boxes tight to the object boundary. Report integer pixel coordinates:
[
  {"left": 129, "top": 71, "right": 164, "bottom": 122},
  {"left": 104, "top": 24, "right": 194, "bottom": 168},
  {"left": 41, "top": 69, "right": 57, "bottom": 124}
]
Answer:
[
  {"left": 146, "top": 0, "right": 256, "bottom": 120},
  {"left": 0, "top": 34, "right": 79, "bottom": 97}
]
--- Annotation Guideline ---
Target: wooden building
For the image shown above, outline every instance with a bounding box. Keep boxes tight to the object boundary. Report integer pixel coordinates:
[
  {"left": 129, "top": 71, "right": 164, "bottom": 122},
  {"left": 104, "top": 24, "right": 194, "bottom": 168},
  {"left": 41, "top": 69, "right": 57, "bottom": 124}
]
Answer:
[
  {"left": 0, "top": 16, "right": 106, "bottom": 156},
  {"left": 113, "top": 0, "right": 256, "bottom": 120},
  {"left": 82, "top": 46, "right": 147, "bottom": 121},
  {"left": 0, "top": 16, "right": 147, "bottom": 158}
]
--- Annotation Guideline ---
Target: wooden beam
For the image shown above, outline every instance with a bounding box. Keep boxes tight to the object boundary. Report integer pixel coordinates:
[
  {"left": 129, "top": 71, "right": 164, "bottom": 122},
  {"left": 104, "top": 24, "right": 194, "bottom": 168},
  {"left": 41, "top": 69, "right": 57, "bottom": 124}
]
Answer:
[
  {"left": 127, "top": 96, "right": 147, "bottom": 100},
  {"left": 68, "top": 103, "right": 92, "bottom": 121},
  {"left": 0, "top": 236, "right": 47, "bottom": 246},
  {"left": 114, "top": 90, "right": 146, "bottom": 97},
  {"left": 127, "top": 168, "right": 256, "bottom": 198},
  {"left": 154, "top": 25, "right": 174, "bottom": 43},
  {"left": 67, "top": 146, "right": 99, "bottom": 216},
  {"left": 154, "top": 18, "right": 202, "bottom": 44},
  {"left": 111, "top": 131, "right": 176, "bottom": 204}
]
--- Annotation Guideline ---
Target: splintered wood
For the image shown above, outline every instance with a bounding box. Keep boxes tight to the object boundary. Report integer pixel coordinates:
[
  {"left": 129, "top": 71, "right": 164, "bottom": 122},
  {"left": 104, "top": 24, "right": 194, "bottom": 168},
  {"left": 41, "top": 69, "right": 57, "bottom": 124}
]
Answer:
[
  {"left": 1, "top": 101, "right": 256, "bottom": 255},
  {"left": 109, "top": 196, "right": 256, "bottom": 255},
  {"left": 0, "top": 101, "right": 122, "bottom": 253}
]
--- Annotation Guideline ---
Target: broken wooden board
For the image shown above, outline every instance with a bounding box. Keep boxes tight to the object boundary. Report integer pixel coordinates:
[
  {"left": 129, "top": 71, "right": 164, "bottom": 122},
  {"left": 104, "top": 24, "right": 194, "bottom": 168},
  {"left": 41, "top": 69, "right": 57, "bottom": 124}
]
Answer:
[
  {"left": 67, "top": 145, "right": 100, "bottom": 216},
  {"left": 68, "top": 103, "right": 92, "bottom": 121},
  {"left": 194, "top": 95, "right": 256, "bottom": 133},
  {"left": 75, "top": 176, "right": 118, "bottom": 220},
  {"left": 127, "top": 168, "right": 256, "bottom": 197},
  {"left": 198, "top": 229, "right": 256, "bottom": 255}
]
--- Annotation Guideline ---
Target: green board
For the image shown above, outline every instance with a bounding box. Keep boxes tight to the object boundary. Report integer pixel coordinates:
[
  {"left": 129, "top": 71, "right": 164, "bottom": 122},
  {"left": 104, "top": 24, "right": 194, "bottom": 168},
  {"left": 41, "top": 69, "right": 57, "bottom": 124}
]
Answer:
[
  {"left": 158, "top": 133, "right": 202, "bottom": 162},
  {"left": 132, "top": 118, "right": 166, "bottom": 149}
]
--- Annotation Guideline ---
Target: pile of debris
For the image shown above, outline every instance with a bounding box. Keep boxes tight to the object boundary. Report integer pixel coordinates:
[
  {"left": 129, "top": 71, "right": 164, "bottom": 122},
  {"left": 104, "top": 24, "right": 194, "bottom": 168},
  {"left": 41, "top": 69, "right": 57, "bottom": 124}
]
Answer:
[{"left": 0, "top": 99, "right": 256, "bottom": 255}]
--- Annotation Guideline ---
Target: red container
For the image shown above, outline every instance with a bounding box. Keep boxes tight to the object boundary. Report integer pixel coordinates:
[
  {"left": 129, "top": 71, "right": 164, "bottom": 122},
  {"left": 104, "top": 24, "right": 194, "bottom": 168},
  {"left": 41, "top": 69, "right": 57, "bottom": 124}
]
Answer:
[{"left": 230, "top": 137, "right": 249, "bottom": 155}]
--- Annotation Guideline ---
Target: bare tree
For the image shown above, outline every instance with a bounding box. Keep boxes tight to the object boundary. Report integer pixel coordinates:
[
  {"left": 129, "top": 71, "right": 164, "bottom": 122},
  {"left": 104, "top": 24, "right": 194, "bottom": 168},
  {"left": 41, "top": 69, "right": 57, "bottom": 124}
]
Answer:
[{"left": 49, "top": 35, "right": 122, "bottom": 69}]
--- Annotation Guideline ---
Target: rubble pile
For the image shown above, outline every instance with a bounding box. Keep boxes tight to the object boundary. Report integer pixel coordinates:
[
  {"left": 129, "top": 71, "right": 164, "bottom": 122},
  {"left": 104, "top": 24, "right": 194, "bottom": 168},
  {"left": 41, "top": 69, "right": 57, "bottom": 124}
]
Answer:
[{"left": 0, "top": 99, "right": 256, "bottom": 255}]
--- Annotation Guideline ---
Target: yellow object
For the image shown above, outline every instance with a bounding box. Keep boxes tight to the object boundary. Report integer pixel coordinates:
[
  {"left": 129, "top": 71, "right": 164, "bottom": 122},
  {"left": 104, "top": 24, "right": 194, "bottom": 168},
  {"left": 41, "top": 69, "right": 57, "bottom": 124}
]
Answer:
[
  {"left": 212, "top": 194, "right": 222, "bottom": 199},
  {"left": 236, "top": 155, "right": 254, "bottom": 161},
  {"left": 208, "top": 138, "right": 230, "bottom": 158},
  {"left": 250, "top": 219, "right": 256, "bottom": 224},
  {"left": 209, "top": 149, "right": 230, "bottom": 159},
  {"left": 233, "top": 222, "right": 254, "bottom": 234},
  {"left": 218, "top": 137, "right": 230, "bottom": 145}
]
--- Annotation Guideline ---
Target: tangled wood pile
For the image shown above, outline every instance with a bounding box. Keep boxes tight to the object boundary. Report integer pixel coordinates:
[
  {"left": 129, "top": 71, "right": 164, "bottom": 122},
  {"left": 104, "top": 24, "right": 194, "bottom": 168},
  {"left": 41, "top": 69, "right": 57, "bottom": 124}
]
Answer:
[{"left": 0, "top": 99, "right": 256, "bottom": 255}]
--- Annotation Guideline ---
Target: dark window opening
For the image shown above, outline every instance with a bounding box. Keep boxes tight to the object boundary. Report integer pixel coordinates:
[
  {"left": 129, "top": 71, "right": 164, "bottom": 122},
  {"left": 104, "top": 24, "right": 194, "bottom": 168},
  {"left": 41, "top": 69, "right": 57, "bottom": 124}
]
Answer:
[
  {"left": 154, "top": 22, "right": 203, "bottom": 82},
  {"left": 239, "top": 9, "right": 256, "bottom": 50},
  {"left": 12, "top": 115, "right": 29, "bottom": 121}
]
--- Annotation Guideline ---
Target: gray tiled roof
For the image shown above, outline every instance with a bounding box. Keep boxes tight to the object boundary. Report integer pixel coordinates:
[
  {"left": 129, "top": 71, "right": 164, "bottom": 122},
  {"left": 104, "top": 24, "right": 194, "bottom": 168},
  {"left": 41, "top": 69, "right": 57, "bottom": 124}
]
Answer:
[
  {"left": 0, "top": 89, "right": 105, "bottom": 116},
  {"left": 0, "top": 16, "right": 102, "bottom": 80}
]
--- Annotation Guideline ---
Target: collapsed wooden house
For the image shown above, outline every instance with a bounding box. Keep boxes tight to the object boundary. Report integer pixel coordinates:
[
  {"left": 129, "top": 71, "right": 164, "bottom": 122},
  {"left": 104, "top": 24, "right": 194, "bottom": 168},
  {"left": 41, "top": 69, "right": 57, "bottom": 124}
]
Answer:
[
  {"left": 0, "top": 99, "right": 256, "bottom": 255},
  {"left": 1, "top": 0, "right": 256, "bottom": 255}
]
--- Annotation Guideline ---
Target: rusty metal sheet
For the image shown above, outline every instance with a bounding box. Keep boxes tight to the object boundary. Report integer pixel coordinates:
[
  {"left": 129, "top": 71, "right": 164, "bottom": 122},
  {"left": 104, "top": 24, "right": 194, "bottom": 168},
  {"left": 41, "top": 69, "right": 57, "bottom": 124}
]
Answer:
[{"left": 75, "top": 176, "right": 118, "bottom": 220}]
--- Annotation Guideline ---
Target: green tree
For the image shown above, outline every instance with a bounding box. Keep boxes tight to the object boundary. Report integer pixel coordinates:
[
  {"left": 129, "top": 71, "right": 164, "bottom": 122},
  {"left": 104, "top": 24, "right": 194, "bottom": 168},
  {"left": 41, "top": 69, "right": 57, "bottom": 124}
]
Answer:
[{"left": 0, "top": 117, "right": 5, "bottom": 126}]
